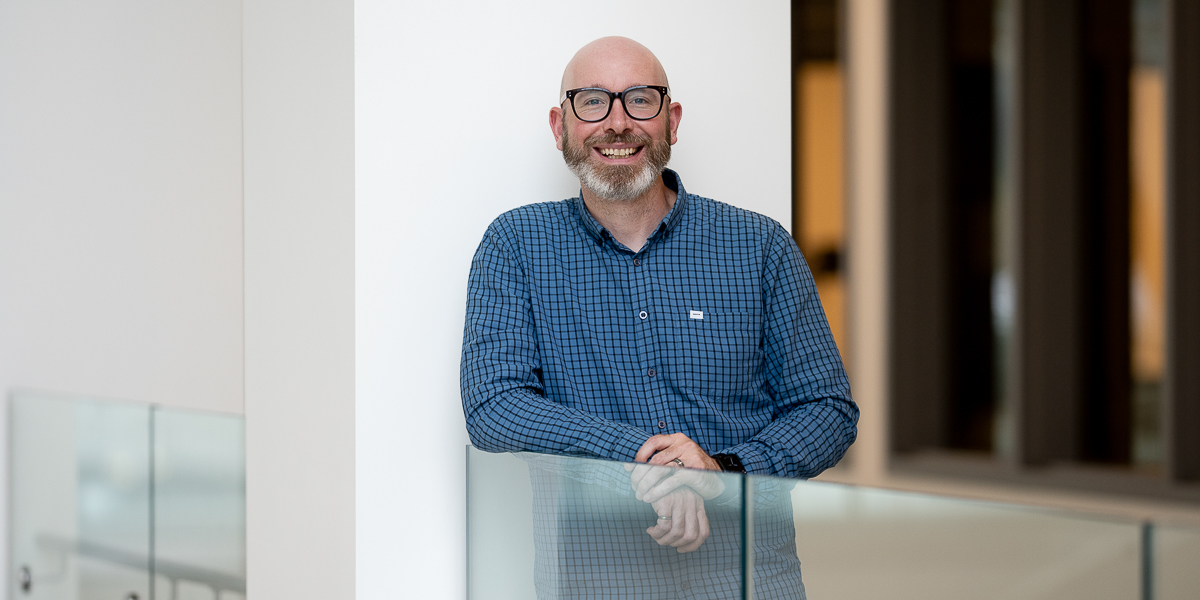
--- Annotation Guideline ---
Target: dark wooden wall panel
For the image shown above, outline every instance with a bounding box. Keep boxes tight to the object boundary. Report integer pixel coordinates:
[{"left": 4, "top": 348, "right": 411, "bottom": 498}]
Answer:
[
  {"left": 1165, "top": 0, "right": 1200, "bottom": 481},
  {"left": 1013, "top": 0, "right": 1083, "bottom": 466},
  {"left": 888, "top": 0, "right": 951, "bottom": 453}
]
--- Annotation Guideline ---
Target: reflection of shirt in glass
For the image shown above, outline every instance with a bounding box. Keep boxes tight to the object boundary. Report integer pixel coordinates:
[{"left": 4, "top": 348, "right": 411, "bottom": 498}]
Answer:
[{"left": 462, "top": 168, "right": 857, "bottom": 475}]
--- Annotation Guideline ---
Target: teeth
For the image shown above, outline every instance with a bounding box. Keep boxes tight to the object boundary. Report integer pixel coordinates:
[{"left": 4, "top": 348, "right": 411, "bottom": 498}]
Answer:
[{"left": 598, "top": 147, "right": 638, "bottom": 157}]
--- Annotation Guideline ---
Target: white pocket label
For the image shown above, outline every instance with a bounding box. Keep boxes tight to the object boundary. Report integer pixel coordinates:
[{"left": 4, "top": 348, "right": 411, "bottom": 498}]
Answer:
[{"left": 689, "top": 310, "right": 704, "bottom": 320}]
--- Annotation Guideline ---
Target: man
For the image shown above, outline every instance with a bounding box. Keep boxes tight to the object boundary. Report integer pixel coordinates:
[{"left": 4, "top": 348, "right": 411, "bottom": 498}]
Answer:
[{"left": 462, "top": 37, "right": 857, "bottom": 597}]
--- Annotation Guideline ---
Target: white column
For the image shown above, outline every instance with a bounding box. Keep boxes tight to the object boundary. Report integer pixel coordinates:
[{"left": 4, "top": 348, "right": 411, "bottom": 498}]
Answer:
[
  {"left": 354, "top": 2, "right": 790, "bottom": 597},
  {"left": 844, "top": 0, "right": 891, "bottom": 481}
]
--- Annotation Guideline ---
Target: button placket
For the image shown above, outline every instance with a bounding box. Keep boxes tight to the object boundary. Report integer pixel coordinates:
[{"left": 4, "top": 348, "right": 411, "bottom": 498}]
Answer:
[{"left": 631, "top": 247, "right": 667, "bottom": 435}]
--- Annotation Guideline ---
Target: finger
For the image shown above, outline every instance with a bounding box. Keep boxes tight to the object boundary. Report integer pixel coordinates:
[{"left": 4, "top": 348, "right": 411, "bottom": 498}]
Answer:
[
  {"left": 674, "top": 495, "right": 704, "bottom": 553},
  {"left": 634, "top": 435, "right": 674, "bottom": 463},
  {"left": 649, "top": 434, "right": 702, "bottom": 465},
  {"left": 647, "top": 438, "right": 705, "bottom": 468},
  {"left": 635, "top": 466, "right": 677, "bottom": 500},
  {"left": 678, "top": 501, "right": 700, "bottom": 552},
  {"left": 647, "top": 515, "right": 674, "bottom": 545},
  {"left": 629, "top": 463, "right": 654, "bottom": 490},
  {"left": 660, "top": 497, "right": 686, "bottom": 546},
  {"left": 646, "top": 443, "right": 684, "bottom": 466},
  {"left": 674, "top": 448, "right": 717, "bottom": 471},
  {"left": 641, "top": 472, "right": 689, "bottom": 504},
  {"left": 681, "top": 504, "right": 710, "bottom": 553},
  {"left": 646, "top": 517, "right": 671, "bottom": 542},
  {"left": 633, "top": 465, "right": 671, "bottom": 501},
  {"left": 646, "top": 497, "right": 674, "bottom": 542}
]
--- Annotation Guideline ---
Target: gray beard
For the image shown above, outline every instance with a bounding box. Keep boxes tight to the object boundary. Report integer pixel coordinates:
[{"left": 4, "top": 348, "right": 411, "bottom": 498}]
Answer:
[{"left": 562, "top": 128, "right": 671, "bottom": 202}]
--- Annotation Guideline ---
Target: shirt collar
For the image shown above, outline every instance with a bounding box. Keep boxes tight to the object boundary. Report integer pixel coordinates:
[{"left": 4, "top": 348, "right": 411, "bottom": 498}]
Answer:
[{"left": 572, "top": 168, "right": 689, "bottom": 245}]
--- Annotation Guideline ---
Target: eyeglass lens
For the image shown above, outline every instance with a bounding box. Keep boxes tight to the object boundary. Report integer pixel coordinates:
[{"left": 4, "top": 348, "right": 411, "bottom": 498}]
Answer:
[{"left": 573, "top": 87, "right": 663, "bottom": 122}]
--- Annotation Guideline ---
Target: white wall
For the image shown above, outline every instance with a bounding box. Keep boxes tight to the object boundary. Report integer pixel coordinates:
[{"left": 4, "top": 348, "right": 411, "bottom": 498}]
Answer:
[
  {"left": 242, "top": 0, "right": 357, "bottom": 598},
  {"left": 0, "top": 0, "right": 243, "bottom": 592},
  {"left": 353, "top": 2, "right": 791, "bottom": 597}
]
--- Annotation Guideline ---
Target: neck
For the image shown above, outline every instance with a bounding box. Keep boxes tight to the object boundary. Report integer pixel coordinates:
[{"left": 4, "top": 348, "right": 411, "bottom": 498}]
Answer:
[{"left": 581, "top": 176, "right": 675, "bottom": 252}]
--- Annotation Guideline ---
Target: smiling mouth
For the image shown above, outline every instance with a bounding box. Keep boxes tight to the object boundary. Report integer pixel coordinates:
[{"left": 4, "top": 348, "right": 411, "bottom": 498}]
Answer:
[{"left": 596, "top": 146, "right": 642, "bottom": 158}]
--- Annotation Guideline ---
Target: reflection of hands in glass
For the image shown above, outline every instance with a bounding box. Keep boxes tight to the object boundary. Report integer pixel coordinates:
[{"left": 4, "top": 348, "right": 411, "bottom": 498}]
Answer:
[
  {"left": 632, "top": 465, "right": 726, "bottom": 503},
  {"left": 646, "top": 487, "right": 711, "bottom": 553}
]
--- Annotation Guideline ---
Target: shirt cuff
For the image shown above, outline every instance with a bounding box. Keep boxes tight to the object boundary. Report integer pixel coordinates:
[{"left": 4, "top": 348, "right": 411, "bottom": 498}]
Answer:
[{"left": 604, "top": 427, "right": 653, "bottom": 463}]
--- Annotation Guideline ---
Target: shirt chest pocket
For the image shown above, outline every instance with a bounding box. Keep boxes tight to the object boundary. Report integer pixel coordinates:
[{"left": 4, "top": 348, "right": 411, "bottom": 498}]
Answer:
[{"left": 662, "top": 311, "right": 763, "bottom": 398}]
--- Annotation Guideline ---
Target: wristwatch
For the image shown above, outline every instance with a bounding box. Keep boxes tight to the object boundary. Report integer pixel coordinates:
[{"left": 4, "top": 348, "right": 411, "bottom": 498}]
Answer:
[{"left": 712, "top": 453, "right": 745, "bottom": 473}]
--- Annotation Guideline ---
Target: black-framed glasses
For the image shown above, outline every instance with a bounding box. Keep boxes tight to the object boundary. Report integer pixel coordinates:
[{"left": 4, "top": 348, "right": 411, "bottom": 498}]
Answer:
[{"left": 560, "top": 85, "right": 670, "bottom": 122}]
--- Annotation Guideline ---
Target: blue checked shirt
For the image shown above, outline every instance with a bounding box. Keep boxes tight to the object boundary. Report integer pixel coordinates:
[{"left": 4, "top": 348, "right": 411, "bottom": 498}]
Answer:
[{"left": 461, "top": 169, "right": 857, "bottom": 478}]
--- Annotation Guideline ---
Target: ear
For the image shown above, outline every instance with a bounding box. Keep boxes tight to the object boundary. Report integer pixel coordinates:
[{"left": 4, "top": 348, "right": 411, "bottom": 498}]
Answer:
[
  {"left": 667, "top": 102, "right": 682, "bottom": 145},
  {"left": 550, "top": 106, "right": 566, "bottom": 151}
]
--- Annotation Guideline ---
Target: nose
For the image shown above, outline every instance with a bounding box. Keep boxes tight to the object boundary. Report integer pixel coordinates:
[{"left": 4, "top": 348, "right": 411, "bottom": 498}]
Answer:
[{"left": 602, "top": 98, "right": 632, "bottom": 134}]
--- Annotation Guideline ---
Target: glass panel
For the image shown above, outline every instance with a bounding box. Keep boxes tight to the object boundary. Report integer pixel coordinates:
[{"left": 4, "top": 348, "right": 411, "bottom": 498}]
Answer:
[
  {"left": 76, "top": 399, "right": 154, "bottom": 600},
  {"left": 152, "top": 407, "right": 246, "bottom": 600},
  {"left": 11, "top": 392, "right": 246, "bottom": 600},
  {"left": 784, "top": 478, "right": 1141, "bottom": 600},
  {"left": 468, "top": 448, "right": 1159, "bottom": 599},
  {"left": 10, "top": 390, "right": 153, "bottom": 600},
  {"left": 466, "top": 447, "right": 747, "bottom": 600},
  {"left": 11, "top": 392, "right": 84, "bottom": 600},
  {"left": 1155, "top": 524, "right": 1200, "bottom": 600}
]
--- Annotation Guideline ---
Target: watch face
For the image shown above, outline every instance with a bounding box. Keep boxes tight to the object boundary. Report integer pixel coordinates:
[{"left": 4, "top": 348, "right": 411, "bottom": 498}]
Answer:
[{"left": 715, "top": 453, "right": 745, "bottom": 473}]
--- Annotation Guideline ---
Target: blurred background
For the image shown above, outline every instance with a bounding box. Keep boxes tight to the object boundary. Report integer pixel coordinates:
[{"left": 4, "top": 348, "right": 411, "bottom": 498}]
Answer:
[
  {"left": 1, "top": 0, "right": 1197, "bottom": 598},
  {"left": 789, "top": 0, "right": 1200, "bottom": 516}
]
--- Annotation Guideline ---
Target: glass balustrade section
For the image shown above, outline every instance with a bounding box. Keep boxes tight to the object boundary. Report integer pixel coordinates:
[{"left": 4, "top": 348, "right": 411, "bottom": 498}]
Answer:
[
  {"left": 11, "top": 396, "right": 1193, "bottom": 600},
  {"left": 467, "top": 447, "right": 750, "bottom": 600},
  {"left": 783, "top": 479, "right": 1141, "bottom": 600},
  {"left": 151, "top": 407, "right": 246, "bottom": 600},
  {"left": 11, "top": 391, "right": 152, "bottom": 600},
  {"left": 466, "top": 446, "right": 1193, "bottom": 600},
  {"left": 9, "top": 390, "right": 245, "bottom": 600},
  {"left": 1155, "top": 523, "right": 1200, "bottom": 600}
]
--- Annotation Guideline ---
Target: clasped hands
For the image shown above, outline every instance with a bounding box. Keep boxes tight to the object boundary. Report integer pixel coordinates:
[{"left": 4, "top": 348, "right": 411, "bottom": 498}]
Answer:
[{"left": 625, "top": 433, "right": 727, "bottom": 553}]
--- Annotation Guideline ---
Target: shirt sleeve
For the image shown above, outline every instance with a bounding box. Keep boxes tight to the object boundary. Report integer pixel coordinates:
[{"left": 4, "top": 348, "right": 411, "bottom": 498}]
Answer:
[
  {"left": 461, "top": 222, "right": 652, "bottom": 462},
  {"left": 718, "top": 226, "right": 859, "bottom": 478}
]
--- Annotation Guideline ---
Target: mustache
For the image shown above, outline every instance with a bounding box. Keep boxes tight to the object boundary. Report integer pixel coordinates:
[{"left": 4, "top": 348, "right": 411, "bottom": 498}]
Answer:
[{"left": 584, "top": 132, "right": 653, "bottom": 147}]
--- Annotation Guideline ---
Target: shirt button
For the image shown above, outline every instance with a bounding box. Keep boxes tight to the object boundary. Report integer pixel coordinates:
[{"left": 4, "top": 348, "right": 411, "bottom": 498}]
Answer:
[
  {"left": 681, "top": 582, "right": 691, "bottom": 591},
  {"left": 639, "top": 310, "right": 648, "bottom": 319},
  {"left": 658, "top": 420, "right": 666, "bottom": 429},
  {"left": 647, "top": 368, "right": 656, "bottom": 377},
  {"left": 632, "top": 258, "right": 642, "bottom": 266}
]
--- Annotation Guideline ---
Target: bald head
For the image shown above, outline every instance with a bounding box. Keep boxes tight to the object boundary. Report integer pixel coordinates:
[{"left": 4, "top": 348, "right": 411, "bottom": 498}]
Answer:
[{"left": 560, "top": 37, "right": 669, "bottom": 98}]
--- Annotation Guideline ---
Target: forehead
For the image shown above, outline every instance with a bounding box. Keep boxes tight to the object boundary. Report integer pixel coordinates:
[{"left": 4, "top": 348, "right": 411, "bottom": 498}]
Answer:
[{"left": 562, "top": 41, "right": 668, "bottom": 93}]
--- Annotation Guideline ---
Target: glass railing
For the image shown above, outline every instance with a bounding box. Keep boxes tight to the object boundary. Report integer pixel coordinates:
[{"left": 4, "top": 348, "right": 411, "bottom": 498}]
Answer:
[
  {"left": 1155, "top": 523, "right": 1200, "bottom": 598},
  {"left": 466, "top": 446, "right": 1200, "bottom": 600},
  {"left": 10, "top": 390, "right": 245, "bottom": 600}
]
